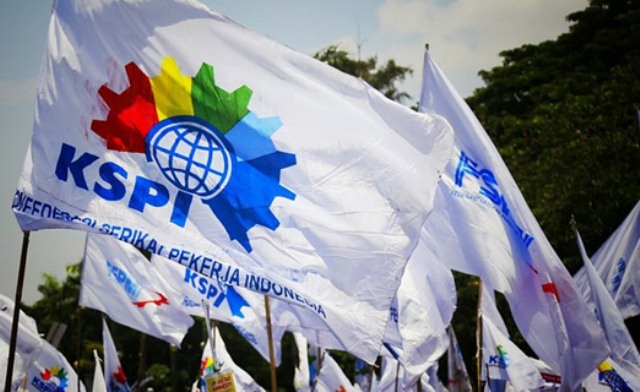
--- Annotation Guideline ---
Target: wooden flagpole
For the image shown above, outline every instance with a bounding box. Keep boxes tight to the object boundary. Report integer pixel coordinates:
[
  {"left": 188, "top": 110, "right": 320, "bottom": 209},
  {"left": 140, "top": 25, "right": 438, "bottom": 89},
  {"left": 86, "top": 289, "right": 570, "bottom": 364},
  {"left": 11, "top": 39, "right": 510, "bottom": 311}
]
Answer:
[
  {"left": 263, "top": 295, "right": 278, "bottom": 392},
  {"left": 4, "top": 231, "right": 31, "bottom": 392}
]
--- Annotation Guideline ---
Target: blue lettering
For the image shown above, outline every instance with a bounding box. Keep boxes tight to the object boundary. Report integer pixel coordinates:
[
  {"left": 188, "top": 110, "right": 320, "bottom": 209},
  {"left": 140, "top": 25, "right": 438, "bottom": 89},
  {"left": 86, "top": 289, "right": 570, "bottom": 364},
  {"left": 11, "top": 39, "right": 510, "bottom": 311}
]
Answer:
[
  {"left": 55, "top": 143, "right": 99, "bottom": 190},
  {"left": 94, "top": 162, "right": 127, "bottom": 201},
  {"left": 128, "top": 176, "right": 169, "bottom": 213}
]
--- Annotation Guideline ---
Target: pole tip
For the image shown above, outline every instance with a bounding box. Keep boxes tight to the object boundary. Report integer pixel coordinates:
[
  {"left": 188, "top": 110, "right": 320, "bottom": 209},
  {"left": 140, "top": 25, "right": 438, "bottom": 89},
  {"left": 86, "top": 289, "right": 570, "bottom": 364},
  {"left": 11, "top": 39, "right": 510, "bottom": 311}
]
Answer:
[{"left": 425, "top": 43, "right": 430, "bottom": 51}]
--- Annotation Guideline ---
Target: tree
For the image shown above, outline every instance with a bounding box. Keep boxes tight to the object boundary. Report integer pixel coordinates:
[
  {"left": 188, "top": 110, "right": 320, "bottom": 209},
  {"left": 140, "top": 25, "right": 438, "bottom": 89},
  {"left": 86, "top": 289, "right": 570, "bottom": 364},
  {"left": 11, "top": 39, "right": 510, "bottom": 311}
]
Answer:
[{"left": 313, "top": 45, "right": 413, "bottom": 103}]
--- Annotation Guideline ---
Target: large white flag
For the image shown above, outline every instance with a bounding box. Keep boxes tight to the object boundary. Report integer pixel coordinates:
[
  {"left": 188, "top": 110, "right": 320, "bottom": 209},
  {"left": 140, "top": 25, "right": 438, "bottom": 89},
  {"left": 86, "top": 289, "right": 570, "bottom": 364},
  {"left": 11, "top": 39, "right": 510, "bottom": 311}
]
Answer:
[
  {"left": 195, "top": 328, "right": 265, "bottom": 392},
  {"left": 149, "top": 254, "right": 283, "bottom": 364},
  {"left": 25, "top": 340, "right": 86, "bottom": 392},
  {"left": 574, "top": 228, "right": 640, "bottom": 381},
  {"left": 12, "top": 0, "right": 453, "bottom": 363},
  {"left": 102, "top": 319, "right": 131, "bottom": 392},
  {"left": 418, "top": 49, "right": 609, "bottom": 390},
  {"left": 0, "top": 293, "right": 43, "bottom": 391},
  {"left": 382, "top": 240, "right": 456, "bottom": 389},
  {"left": 80, "top": 234, "right": 194, "bottom": 346},
  {"left": 481, "top": 288, "right": 545, "bottom": 391},
  {"left": 574, "top": 200, "right": 640, "bottom": 319}
]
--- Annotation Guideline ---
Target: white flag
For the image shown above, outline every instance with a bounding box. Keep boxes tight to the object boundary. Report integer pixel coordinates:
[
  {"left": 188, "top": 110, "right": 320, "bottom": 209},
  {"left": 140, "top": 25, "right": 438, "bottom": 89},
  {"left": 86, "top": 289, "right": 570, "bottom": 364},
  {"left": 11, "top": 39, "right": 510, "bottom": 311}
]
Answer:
[
  {"left": 418, "top": 49, "right": 609, "bottom": 390},
  {"left": 574, "top": 228, "right": 640, "bottom": 380},
  {"left": 382, "top": 240, "right": 456, "bottom": 388},
  {"left": 196, "top": 328, "right": 265, "bottom": 392},
  {"left": 26, "top": 340, "right": 86, "bottom": 392},
  {"left": 292, "top": 332, "right": 311, "bottom": 392},
  {"left": 0, "top": 293, "right": 43, "bottom": 391},
  {"left": 574, "top": 200, "right": 640, "bottom": 319},
  {"left": 80, "top": 234, "right": 194, "bottom": 346},
  {"left": 447, "top": 327, "right": 472, "bottom": 392},
  {"left": 92, "top": 350, "right": 107, "bottom": 392},
  {"left": 12, "top": 0, "right": 453, "bottom": 363},
  {"left": 582, "top": 358, "right": 640, "bottom": 392},
  {"left": 102, "top": 319, "right": 131, "bottom": 392},
  {"left": 150, "top": 254, "right": 283, "bottom": 364},
  {"left": 309, "top": 347, "right": 356, "bottom": 392},
  {"left": 481, "top": 288, "right": 545, "bottom": 391}
]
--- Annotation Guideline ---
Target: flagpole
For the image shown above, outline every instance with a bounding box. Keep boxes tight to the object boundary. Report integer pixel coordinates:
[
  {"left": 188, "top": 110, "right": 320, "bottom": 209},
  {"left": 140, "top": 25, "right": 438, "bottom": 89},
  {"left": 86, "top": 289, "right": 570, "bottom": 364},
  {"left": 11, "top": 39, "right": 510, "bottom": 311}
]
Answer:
[
  {"left": 4, "top": 231, "right": 31, "bottom": 392},
  {"left": 476, "top": 278, "right": 483, "bottom": 392},
  {"left": 263, "top": 295, "right": 278, "bottom": 392}
]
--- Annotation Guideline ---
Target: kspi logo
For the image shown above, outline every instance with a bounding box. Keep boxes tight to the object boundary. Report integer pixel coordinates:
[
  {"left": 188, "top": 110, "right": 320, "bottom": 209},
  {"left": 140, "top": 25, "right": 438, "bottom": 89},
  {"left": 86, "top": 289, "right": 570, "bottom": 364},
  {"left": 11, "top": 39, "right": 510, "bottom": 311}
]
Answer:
[
  {"left": 56, "top": 58, "right": 296, "bottom": 252},
  {"left": 31, "top": 366, "right": 68, "bottom": 392},
  {"left": 488, "top": 344, "right": 508, "bottom": 369}
]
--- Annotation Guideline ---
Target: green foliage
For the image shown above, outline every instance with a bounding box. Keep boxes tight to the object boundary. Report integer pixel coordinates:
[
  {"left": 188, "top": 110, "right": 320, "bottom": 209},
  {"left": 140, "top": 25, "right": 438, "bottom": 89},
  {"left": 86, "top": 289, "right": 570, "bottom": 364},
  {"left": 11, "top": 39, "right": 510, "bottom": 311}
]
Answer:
[{"left": 313, "top": 45, "right": 413, "bottom": 103}]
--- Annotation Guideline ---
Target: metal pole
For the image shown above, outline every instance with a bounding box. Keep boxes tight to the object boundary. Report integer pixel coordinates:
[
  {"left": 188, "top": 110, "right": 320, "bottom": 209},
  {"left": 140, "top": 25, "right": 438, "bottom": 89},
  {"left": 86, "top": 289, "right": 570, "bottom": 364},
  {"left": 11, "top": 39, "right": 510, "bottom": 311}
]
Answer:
[
  {"left": 477, "top": 279, "right": 483, "bottom": 392},
  {"left": 263, "top": 295, "right": 278, "bottom": 392},
  {"left": 4, "top": 231, "right": 31, "bottom": 392}
]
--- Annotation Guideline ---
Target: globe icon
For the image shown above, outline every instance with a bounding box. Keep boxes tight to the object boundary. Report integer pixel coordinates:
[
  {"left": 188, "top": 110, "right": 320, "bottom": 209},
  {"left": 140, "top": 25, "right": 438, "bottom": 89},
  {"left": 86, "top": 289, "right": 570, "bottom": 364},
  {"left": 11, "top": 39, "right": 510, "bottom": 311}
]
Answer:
[{"left": 147, "top": 116, "right": 233, "bottom": 198}]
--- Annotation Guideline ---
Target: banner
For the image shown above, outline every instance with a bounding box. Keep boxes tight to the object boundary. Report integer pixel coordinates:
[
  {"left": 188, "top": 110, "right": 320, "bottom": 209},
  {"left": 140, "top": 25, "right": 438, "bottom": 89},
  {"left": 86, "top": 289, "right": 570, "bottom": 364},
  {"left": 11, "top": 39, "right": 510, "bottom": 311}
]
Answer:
[
  {"left": 574, "top": 200, "right": 640, "bottom": 319},
  {"left": 418, "top": 49, "right": 609, "bottom": 390},
  {"left": 102, "top": 319, "right": 132, "bottom": 392},
  {"left": 80, "top": 234, "right": 194, "bottom": 346},
  {"left": 13, "top": 0, "right": 453, "bottom": 362}
]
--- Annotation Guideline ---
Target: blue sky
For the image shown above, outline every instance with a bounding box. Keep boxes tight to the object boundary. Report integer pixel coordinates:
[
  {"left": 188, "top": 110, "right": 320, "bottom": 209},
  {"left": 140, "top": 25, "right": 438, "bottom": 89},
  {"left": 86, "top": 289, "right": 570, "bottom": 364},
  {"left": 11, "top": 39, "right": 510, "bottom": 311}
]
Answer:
[{"left": 0, "top": 0, "right": 587, "bottom": 304}]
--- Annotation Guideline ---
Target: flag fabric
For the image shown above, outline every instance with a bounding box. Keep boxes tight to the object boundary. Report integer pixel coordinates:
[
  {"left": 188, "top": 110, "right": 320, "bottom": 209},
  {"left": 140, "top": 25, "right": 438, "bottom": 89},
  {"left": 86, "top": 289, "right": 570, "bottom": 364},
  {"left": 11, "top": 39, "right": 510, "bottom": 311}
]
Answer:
[
  {"left": 426, "top": 361, "right": 448, "bottom": 392},
  {"left": 195, "top": 327, "right": 265, "bottom": 392},
  {"left": 481, "top": 288, "right": 545, "bottom": 391},
  {"left": 102, "top": 319, "right": 131, "bottom": 392},
  {"left": 26, "top": 340, "right": 86, "bottom": 392},
  {"left": 80, "top": 234, "right": 194, "bottom": 346},
  {"left": 12, "top": 0, "right": 453, "bottom": 363},
  {"left": 309, "top": 347, "right": 357, "bottom": 392},
  {"left": 582, "top": 358, "right": 639, "bottom": 392},
  {"left": 574, "top": 200, "right": 640, "bottom": 319},
  {"left": 0, "top": 293, "right": 43, "bottom": 391},
  {"left": 292, "top": 332, "right": 311, "bottom": 392},
  {"left": 92, "top": 350, "right": 108, "bottom": 392},
  {"left": 574, "top": 228, "right": 640, "bottom": 381},
  {"left": 382, "top": 239, "right": 456, "bottom": 389},
  {"left": 447, "top": 326, "right": 472, "bottom": 392},
  {"left": 150, "top": 254, "right": 283, "bottom": 364},
  {"left": 354, "top": 358, "right": 372, "bottom": 392},
  {"left": 418, "top": 49, "right": 609, "bottom": 390}
]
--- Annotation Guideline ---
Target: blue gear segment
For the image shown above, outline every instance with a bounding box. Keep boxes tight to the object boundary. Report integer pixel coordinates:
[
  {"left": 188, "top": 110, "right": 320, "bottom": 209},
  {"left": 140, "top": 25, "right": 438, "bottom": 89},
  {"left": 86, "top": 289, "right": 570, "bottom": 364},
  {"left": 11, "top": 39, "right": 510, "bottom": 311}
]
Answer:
[
  {"left": 226, "top": 286, "right": 250, "bottom": 318},
  {"left": 203, "top": 150, "right": 296, "bottom": 252},
  {"left": 226, "top": 112, "right": 282, "bottom": 161}
]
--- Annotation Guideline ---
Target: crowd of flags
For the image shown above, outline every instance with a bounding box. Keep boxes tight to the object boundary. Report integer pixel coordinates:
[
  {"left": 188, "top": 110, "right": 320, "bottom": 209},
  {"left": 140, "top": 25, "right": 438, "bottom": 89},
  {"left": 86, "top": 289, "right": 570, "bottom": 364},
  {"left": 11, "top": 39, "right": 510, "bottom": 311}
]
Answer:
[{"left": 1, "top": 0, "right": 639, "bottom": 391}]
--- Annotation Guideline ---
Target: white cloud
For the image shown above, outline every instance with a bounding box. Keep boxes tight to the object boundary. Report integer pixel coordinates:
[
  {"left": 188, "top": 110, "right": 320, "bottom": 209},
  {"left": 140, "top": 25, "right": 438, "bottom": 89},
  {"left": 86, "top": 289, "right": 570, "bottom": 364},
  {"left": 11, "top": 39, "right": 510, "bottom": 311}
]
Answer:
[{"left": 374, "top": 0, "right": 589, "bottom": 96}]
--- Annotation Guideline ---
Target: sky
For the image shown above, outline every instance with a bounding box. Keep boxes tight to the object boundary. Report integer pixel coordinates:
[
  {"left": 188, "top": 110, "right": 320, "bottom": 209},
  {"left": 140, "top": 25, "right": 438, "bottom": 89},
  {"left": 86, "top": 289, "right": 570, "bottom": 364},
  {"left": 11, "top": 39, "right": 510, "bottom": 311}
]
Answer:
[{"left": 0, "top": 0, "right": 588, "bottom": 305}]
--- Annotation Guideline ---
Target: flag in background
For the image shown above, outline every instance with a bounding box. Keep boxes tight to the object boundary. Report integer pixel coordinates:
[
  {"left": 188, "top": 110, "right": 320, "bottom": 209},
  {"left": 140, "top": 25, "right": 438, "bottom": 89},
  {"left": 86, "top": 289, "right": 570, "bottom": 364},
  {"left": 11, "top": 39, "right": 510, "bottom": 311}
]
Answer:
[
  {"left": 0, "top": 293, "right": 43, "bottom": 391},
  {"left": 80, "top": 234, "right": 194, "bottom": 346},
  {"left": 92, "top": 350, "right": 108, "bottom": 392},
  {"left": 150, "top": 254, "right": 283, "bottom": 364},
  {"left": 292, "top": 332, "right": 311, "bottom": 392},
  {"left": 447, "top": 326, "right": 472, "bottom": 392},
  {"left": 574, "top": 200, "right": 640, "bottom": 319},
  {"left": 12, "top": 0, "right": 453, "bottom": 363},
  {"left": 102, "top": 319, "right": 131, "bottom": 392},
  {"left": 574, "top": 227, "right": 640, "bottom": 385},
  {"left": 195, "top": 328, "right": 265, "bottom": 392},
  {"left": 418, "top": 49, "right": 609, "bottom": 390},
  {"left": 25, "top": 340, "right": 86, "bottom": 392},
  {"left": 308, "top": 346, "right": 357, "bottom": 392},
  {"left": 480, "top": 288, "right": 544, "bottom": 391},
  {"left": 382, "top": 239, "right": 456, "bottom": 389}
]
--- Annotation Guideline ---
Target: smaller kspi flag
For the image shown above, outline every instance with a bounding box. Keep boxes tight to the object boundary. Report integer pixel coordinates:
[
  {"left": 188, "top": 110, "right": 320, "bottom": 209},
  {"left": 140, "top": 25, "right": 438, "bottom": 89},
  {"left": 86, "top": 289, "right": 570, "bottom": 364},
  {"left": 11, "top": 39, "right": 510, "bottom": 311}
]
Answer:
[
  {"left": 26, "top": 340, "right": 86, "bottom": 392},
  {"left": 80, "top": 233, "right": 194, "bottom": 346},
  {"left": 102, "top": 319, "right": 131, "bottom": 392}
]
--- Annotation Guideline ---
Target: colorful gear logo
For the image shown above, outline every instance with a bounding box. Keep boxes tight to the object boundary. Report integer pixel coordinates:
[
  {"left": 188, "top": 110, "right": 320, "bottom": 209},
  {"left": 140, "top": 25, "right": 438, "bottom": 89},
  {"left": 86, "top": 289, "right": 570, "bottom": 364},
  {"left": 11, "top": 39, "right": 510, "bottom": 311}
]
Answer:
[
  {"left": 91, "top": 58, "right": 296, "bottom": 252},
  {"left": 40, "top": 366, "right": 69, "bottom": 391}
]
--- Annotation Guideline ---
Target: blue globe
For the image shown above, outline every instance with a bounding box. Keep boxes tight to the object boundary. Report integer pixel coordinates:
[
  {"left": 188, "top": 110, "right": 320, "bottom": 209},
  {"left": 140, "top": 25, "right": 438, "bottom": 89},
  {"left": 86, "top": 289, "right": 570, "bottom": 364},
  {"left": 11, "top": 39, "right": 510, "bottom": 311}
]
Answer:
[{"left": 147, "top": 116, "right": 233, "bottom": 198}]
